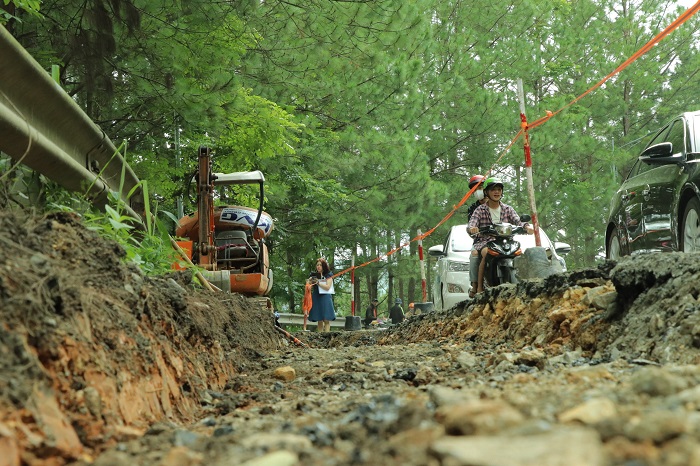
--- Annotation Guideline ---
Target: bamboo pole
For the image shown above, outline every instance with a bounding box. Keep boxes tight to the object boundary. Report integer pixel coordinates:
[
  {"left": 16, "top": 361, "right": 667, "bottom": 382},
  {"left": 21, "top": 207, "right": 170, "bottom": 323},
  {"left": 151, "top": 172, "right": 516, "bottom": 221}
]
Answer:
[
  {"left": 169, "top": 236, "right": 219, "bottom": 292},
  {"left": 516, "top": 78, "right": 541, "bottom": 246}
]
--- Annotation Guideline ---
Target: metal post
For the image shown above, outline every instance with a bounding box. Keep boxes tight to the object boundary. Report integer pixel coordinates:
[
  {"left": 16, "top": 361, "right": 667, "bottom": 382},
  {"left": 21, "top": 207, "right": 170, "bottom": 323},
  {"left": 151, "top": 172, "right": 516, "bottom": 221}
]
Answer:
[
  {"left": 418, "top": 229, "right": 427, "bottom": 302},
  {"left": 350, "top": 256, "right": 355, "bottom": 316},
  {"left": 175, "top": 115, "right": 184, "bottom": 219},
  {"left": 517, "top": 79, "right": 541, "bottom": 246}
]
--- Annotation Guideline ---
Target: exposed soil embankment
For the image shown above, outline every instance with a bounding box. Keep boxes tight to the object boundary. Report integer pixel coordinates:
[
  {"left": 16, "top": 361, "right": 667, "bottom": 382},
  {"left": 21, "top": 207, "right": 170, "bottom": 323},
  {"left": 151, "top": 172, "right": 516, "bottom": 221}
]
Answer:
[
  {"left": 382, "top": 253, "right": 700, "bottom": 366},
  {"left": 0, "top": 211, "right": 281, "bottom": 464},
  {"left": 3, "top": 211, "right": 700, "bottom": 465}
]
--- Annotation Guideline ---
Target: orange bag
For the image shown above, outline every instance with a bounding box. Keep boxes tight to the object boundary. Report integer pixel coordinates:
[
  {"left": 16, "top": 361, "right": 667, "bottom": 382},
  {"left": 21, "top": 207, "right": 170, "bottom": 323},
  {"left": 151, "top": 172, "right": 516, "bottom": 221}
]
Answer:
[{"left": 302, "top": 283, "right": 313, "bottom": 315}]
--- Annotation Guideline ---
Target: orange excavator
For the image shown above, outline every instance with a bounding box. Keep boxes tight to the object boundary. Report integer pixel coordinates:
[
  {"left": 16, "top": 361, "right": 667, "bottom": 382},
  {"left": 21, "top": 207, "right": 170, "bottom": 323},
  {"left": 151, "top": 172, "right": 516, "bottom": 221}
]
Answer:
[{"left": 174, "top": 147, "right": 273, "bottom": 296}]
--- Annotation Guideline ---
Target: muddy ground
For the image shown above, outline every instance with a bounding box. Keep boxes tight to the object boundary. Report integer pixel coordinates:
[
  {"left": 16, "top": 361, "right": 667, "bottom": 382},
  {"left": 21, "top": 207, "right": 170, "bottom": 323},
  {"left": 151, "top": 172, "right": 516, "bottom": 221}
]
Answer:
[{"left": 3, "top": 210, "right": 700, "bottom": 466}]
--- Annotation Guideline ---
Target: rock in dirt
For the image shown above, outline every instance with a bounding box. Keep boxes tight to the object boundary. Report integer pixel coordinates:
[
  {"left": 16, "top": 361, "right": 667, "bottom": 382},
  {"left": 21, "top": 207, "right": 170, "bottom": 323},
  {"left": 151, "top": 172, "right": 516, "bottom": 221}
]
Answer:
[{"left": 3, "top": 210, "right": 700, "bottom": 465}]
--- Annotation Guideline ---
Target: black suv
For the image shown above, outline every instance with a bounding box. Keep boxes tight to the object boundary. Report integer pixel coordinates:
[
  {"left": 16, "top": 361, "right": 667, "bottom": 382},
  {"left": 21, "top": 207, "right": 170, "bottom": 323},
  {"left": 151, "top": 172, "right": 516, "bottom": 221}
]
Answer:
[{"left": 606, "top": 110, "right": 700, "bottom": 259}]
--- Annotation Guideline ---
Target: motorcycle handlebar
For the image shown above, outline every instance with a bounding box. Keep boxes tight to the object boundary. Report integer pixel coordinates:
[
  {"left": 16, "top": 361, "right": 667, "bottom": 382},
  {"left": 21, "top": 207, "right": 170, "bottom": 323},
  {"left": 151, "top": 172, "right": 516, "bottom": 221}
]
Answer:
[{"left": 472, "top": 223, "right": 529, "bottom": 236}]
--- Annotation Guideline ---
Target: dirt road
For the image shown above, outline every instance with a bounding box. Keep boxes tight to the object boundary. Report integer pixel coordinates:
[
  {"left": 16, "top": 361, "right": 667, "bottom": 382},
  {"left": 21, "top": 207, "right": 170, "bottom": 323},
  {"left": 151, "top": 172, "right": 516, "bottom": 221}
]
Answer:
[{"left": 2, "top": 210, "right": 700, "bottom": 466}]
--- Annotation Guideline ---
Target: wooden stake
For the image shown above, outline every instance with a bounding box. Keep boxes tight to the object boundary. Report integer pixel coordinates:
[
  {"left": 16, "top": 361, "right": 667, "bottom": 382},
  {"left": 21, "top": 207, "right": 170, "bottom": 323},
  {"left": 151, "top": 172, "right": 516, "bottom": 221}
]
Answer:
[{"left": 517, "top": 78, "right": 542, "bottom": 247}]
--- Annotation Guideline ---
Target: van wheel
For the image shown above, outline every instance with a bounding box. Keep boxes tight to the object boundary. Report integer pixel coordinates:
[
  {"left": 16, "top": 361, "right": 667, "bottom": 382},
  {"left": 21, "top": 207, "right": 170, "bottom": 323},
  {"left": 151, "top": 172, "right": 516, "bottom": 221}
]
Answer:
[{"left": 681, "top": 197, "right": 700, "bottom": 252}]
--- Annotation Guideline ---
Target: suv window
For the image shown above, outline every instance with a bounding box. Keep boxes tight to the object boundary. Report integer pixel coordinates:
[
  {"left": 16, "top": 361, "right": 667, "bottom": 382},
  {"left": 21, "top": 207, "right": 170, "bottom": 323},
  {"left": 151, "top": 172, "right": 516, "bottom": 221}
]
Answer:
[
  {"left": 630, "top": 157, "right": 654, "bottom": 178},
  {"left": 666, "top": 119, "right": 686, "bottom": 155},
  {"left": 646, "top": 124, "right": 670, "bottom": 148},
  {"left": 630, "top": 120, "right": 685, "bottom": 178},
  {"left": 644, "top": 119, "right": 685, "bottom": 155}
]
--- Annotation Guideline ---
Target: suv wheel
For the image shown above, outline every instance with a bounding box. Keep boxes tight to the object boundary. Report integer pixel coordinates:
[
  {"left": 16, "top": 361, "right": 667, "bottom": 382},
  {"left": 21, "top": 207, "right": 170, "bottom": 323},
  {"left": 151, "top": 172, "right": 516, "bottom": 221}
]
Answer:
[
  {"left": 607, "top": 227, "right": 622, "bottom": 260},
  {"left": 681, "top": 197, "right": 700, "bottom": 252}
]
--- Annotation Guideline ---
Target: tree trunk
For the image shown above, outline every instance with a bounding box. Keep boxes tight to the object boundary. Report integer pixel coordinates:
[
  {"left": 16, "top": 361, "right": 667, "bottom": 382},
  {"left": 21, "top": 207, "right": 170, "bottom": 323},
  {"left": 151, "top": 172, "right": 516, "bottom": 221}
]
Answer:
[
  {"left": 286, "top": 250, "right": 296, "bottom": 313},
  {"left": 388, "top": 269, "right": 394, "bottom": 318}
]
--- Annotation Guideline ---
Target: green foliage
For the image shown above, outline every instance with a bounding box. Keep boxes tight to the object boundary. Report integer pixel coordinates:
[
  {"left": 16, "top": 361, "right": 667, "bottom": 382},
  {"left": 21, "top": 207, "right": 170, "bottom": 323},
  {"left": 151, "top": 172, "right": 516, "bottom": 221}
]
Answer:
[
  {"left": 80, "top": 192, "right": 178, "bottom": 275},
  {"left": 1, "top": 0, "right": 42, "bottom": 24},
  {"left": 216, "top": 88, "right": 302, "bottom": 165},
  {"left": 42, "top": 171, "right": 179, "bottom": 277},
  {"left": 10, "top": 0, "right": 700, "bottom": 309}
]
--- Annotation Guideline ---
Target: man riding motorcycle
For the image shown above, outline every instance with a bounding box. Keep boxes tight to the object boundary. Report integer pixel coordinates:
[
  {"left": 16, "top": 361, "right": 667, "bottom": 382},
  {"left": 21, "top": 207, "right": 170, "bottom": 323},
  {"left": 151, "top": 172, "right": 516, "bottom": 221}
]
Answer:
[{"left": 467, "top": 178, "right": 533, "bottom": 294}]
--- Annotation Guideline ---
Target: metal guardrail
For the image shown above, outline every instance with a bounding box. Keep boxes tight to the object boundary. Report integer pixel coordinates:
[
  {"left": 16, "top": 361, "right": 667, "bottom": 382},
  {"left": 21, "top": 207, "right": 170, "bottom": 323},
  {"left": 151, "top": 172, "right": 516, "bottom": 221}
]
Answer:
[
  {"left": 0, "top": 25, "right": 142, "bottom": 221},
  {"left": 277, "top": 313, "right": 347, "bottom": 329}
]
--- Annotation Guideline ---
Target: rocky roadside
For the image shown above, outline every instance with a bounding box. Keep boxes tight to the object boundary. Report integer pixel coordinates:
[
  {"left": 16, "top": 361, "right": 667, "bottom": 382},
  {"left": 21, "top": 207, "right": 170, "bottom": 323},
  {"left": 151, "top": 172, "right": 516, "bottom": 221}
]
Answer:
[
  {"left": 3, "top": 209, "right": 700, "bottom": 466},
  {"left": 79, "top": 334, "right": 700, "bottom": 466},
  {"left": 77, "top": 253, "right": 700, "bottom": 466}
]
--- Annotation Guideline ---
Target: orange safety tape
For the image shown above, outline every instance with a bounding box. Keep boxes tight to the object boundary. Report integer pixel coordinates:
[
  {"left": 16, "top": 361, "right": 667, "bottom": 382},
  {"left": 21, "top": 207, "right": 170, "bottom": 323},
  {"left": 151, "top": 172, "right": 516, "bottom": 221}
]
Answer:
[
  {"left": 328, "top": 2, "right": 700, "bottom": 282},
  {"left": 329, "top": 132, "right": 524, "bottom": 281}
]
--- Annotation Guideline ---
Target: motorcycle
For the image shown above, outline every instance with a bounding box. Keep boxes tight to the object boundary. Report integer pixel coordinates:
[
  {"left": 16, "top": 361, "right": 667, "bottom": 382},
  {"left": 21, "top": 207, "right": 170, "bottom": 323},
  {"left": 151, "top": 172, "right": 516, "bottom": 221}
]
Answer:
[{"left": 474, "top": 215, "right": 531, "bottom": 289}]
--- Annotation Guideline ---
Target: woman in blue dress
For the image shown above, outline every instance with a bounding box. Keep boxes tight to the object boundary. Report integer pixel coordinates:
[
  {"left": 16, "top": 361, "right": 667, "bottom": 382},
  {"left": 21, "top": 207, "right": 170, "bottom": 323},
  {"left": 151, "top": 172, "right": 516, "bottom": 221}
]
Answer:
[{"left": 307, "top": 258, "right": 336, "bottom": 332}]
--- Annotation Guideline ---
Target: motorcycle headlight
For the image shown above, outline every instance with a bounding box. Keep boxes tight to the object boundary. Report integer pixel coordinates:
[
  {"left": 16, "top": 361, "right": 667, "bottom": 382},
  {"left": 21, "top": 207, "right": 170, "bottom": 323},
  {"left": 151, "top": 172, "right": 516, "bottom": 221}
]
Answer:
[
  {"left": 495, "top": 224, "right": 513, "bottom": 235},
  {"left": 447, "top": 260, "right": 470, "bottom": 272}
]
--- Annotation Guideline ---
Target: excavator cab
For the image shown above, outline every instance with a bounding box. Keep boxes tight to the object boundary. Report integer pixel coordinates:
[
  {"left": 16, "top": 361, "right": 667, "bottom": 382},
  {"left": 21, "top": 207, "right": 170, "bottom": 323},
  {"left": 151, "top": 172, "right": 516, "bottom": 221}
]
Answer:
[
  {"left": 215, "top": 230, "right": 255, "bottom": 266},
  {"left": 174, "top": 147, "right": 273, "bottom": 295}
]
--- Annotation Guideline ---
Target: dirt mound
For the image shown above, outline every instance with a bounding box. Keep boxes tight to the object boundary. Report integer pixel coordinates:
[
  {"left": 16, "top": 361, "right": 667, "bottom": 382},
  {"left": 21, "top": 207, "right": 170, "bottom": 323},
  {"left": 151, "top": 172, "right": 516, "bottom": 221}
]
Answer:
[
  {"left": 3, "top": 210, "right": 700, "bottom": 465},
  {"left": 602, "top": 252, "right": 700, "bottom": 364},
  {"left": 377, "top": 255, "right": 700, "bottom": 365},
  {"left": 0, "top": 210, "right": 282, "bottom": 464}
]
